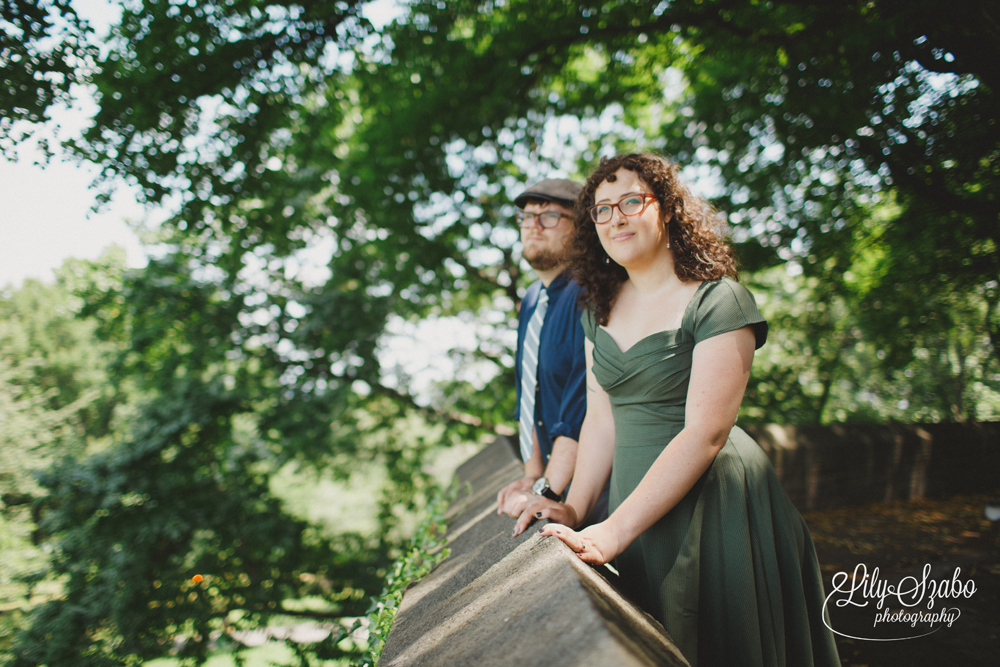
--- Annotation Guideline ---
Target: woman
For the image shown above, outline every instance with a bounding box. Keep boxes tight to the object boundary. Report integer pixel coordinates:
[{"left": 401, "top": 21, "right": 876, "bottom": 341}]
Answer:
[{"left": 513, "top": 154, "right": 839, "bottom": 667}]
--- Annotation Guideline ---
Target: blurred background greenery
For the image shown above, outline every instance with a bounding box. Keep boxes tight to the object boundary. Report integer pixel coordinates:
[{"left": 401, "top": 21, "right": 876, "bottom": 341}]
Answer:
[{"left": 2, "top": 0, "right": 997, "bottom": 665}]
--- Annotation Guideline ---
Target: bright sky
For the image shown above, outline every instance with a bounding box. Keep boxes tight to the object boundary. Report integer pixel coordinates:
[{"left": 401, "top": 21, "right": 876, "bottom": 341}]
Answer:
[
  {"left": 0, "top": 152, "right": 153, "bottom": 289},
  {"left": 0, "top": 0, "right": 405, "bottom": 291},
  {"left": 1, "top": 0, "right": 145, "bottom": 289}
]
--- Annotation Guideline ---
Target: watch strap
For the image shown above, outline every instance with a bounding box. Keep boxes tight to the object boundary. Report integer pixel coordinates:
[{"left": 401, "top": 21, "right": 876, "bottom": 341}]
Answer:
[
  {"left": 533, "top": 476, "right": 562, "bottom": 502},
  {"left": 540, "top": 487, "right": 561, "bottom": 502}
]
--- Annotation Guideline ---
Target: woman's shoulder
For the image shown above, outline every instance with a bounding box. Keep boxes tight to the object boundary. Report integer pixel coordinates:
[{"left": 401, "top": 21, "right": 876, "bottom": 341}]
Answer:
[
  {"left": 580, "top": 307, "right": 598, "bottom": 342},
  {"left": 686, "top": 277, "right": 768, "bottom": 348},
  {"left": 697, "top": 276, "right": 758, "bottom": 308}
]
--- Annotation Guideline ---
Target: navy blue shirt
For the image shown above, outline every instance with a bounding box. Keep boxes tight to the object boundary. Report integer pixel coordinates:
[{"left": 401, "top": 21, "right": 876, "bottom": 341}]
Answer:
[{"left": 514, "top": 272, "right": 587, "bottom": 462}]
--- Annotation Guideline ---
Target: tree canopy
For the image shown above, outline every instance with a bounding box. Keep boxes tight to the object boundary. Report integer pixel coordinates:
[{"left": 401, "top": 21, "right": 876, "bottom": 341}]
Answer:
[
  {"left": 1, "top": 0, "right": 94, "bottom": 155},
  {"left": 58, "top": 0, "right": 1000, "bottom": 375}
]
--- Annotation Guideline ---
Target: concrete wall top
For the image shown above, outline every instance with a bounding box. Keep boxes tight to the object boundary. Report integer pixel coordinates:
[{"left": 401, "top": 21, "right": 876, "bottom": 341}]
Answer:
[{"left": 378, "top": 436, "right": 688, "bottom": 667}]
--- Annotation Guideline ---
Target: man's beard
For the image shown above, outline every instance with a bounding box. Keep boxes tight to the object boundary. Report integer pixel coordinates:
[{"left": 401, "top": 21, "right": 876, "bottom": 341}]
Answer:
[{"left": 525, "top": 248, "right": 565, "bottom": 271}]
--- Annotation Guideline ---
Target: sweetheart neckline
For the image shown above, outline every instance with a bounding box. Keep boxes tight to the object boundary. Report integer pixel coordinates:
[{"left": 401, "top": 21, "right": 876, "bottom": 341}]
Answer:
[{"left": 595, "top": 281, "right": 710, "bottom": 354}]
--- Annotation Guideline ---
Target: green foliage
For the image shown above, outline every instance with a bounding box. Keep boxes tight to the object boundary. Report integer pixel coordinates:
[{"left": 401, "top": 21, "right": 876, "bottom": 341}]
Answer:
[
  {"left": 744, "top": 265, "right": 1000, "bottom": 425},
  {"left": 346, "top": 482, "right": 456, "bottom": 667},
  {"left": 0, "top": 253, "right": 133, "bottom": 663},
  {"left": 3, "top": 245, "right": 472, "bottom": 665},
  {"left": 9, "top": 384, "right": 362, "bottom": 666},
  {"left": 54, "top": 0, "right": 997, "bottom": 386}
]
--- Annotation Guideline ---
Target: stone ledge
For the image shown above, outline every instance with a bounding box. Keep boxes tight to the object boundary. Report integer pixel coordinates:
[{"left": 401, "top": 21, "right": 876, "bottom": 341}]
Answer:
[
  {"left": 378, "top": 436, "right": 688, "bottom": 667},
  {"left": 746, "top": 421, "right": 1000, "bottom": 510}
]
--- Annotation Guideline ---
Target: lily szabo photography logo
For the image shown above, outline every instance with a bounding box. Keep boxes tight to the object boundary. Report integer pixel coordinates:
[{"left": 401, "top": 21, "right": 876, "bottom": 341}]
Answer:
[{"left": 823, "top": 563, "right": 977, "bottom": 641}]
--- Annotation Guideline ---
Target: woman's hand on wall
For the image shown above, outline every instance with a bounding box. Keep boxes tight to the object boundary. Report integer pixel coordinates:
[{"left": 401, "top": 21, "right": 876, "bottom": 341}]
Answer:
[{"left": 539, "top": 522, "right": 622, "bottom": 565}]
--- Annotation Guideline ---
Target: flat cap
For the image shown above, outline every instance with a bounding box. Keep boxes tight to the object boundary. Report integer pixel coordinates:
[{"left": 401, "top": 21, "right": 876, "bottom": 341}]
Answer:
[{"left": 513, "top": 178, "right": 583, "bottom": 209}]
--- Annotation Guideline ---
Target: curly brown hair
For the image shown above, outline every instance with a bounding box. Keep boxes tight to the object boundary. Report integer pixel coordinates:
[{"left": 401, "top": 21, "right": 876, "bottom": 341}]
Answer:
[{"left": 570, "top": 153, "right": 738, "bottom": 325}]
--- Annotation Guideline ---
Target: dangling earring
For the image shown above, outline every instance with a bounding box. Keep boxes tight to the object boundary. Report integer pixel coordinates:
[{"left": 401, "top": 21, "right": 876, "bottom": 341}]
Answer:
[{"left": 604, "top": 255, "right": 610, "bottom": 264}]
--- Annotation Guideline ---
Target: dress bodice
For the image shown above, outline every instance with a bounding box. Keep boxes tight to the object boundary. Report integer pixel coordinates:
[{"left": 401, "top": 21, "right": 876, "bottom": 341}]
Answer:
[{"left": 582, "top": 278, "right": 767, "bottom": 448}]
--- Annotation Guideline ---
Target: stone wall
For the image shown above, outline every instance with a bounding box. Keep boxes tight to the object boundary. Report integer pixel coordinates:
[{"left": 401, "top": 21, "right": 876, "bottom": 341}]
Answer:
[
  {"left": 378, "top": 436, "right": 688, "bottom": 667},
  {"left": 744, "top": 421, "right": 1000, "bottom": 511}
]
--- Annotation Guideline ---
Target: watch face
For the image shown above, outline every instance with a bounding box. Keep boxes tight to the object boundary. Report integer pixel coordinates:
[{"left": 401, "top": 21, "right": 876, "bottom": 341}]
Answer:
[{"left": 532, "top": 477, "right": 549, "bottom": 495}]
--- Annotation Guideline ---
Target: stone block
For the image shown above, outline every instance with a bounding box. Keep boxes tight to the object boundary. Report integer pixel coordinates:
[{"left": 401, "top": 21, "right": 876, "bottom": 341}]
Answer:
[{"left": 379, "top": 436, "right": 688, "bottom": 667}]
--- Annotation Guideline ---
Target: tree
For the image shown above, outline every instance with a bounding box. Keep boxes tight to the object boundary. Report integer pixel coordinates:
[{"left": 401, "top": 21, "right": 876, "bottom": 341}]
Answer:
[
  {"left": 66, "top": 0, "right": 997, "bottom": 366},
  {"left": 642, "top": 0, "right": 1000, "bottom": 371},
  {"left": 743, "top": 264, "right": 1000, "bottom": 426},
  {"left": 346, "top": 0, "right": 1000, "bottom": 414},
  {"left": 10, "top": 0, "right": 997, "bottom": 403},
  {"left": 0, "top": 254, "right": 128, "bottom": 661},
  {"left": 5, "top": 251, "right": 425, "bottom": 665}
]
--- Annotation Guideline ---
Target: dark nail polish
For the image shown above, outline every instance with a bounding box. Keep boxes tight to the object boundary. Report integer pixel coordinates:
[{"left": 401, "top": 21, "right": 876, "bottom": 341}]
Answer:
[
  {"left": 535, "top": 512, "right": 542, "bottom": 518},
  {"left": 538, "top": 528, "right": 544, "bottom": 534}
]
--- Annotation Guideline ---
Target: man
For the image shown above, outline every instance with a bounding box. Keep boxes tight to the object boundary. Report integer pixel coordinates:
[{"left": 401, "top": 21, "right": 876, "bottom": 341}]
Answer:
[{"left": 497, "top": 177, "right": 605, "bottom": 530}]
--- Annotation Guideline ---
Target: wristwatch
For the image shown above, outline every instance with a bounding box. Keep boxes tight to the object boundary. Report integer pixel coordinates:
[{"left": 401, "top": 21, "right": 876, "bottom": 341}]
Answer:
[{"left": 532, "top": 476, "right": 561, "bottom": 502}]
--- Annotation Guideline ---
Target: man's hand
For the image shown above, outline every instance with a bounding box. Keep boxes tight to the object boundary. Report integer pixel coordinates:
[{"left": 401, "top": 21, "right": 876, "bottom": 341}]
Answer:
[{"left": 496, "top": 477, "right": 537, "bottom": 517}]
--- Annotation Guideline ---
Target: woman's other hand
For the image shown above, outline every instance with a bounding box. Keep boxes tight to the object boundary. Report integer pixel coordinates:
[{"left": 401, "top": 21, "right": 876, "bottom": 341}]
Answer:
[
  {"left": 511, "top": 497, "right": 579, "bottom": 536},
  {"left": 539, "top": 522, "right": 622, "bottom": 565}
]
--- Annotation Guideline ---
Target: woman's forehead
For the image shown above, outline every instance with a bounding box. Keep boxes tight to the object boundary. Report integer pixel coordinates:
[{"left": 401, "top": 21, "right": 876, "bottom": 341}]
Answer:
[{"left": 595, "top": 169, "right": 649, "bottom": 200}]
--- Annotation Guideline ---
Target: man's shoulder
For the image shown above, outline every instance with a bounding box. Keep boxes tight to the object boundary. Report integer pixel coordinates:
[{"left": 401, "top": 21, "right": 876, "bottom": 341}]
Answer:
[
  {"left": 551, "top": 275, "right": 584, "bottom": 309},
  {"left": 522, "top": 280, "right": 544, "bottom": 308},
  {"left": 563, "top": 277, "right": 585, "bottom": 298}
]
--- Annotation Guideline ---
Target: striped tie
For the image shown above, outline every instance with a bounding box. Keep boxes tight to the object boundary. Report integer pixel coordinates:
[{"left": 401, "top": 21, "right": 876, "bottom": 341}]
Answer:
[{"left": 519, "top": 288, "right": 549, "bottom": 462}]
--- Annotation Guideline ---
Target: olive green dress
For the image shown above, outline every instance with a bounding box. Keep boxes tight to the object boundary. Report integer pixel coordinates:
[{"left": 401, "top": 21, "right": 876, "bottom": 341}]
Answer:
[{"left": 582, "top": 278, "right": 839, "bottom": 667}]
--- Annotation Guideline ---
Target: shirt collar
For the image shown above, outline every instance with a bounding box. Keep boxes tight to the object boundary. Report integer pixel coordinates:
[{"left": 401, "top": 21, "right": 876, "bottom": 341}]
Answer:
[{"left": 543, "top": 270, "right": 570, "bottom": 296}]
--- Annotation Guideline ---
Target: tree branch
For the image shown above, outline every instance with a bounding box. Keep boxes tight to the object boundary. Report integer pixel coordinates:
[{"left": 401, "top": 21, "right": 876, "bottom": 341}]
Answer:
[{"left": 369, "top": 378, "right": 490, "bottom": 430}]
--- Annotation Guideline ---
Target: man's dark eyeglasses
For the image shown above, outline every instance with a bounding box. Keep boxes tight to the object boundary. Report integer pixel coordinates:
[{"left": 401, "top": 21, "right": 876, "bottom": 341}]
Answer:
[{"left": 516, "top": 211, "right": 570, "bottom": 228}]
